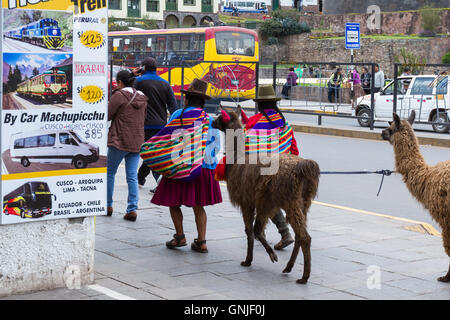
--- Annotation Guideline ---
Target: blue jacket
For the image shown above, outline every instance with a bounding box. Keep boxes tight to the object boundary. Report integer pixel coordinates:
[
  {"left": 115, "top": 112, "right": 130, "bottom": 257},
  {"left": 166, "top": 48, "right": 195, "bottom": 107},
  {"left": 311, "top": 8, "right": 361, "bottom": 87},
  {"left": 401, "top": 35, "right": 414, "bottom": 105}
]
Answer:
[{"left": 135, "top": 71, "right": 178, "bottom": 130}]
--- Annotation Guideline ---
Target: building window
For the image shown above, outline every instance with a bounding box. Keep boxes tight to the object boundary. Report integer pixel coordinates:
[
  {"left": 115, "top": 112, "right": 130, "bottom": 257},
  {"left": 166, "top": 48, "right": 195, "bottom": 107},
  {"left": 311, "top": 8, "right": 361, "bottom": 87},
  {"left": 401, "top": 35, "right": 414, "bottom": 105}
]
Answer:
[
  {"left": 147, "top": 0, "right": 159, "bottom": 11},
  {"left": 184, "top": 0, "right": 195, "bottom": 5},
  {"left": 109, "top": 0, "right": 121, "bottom": 10}
]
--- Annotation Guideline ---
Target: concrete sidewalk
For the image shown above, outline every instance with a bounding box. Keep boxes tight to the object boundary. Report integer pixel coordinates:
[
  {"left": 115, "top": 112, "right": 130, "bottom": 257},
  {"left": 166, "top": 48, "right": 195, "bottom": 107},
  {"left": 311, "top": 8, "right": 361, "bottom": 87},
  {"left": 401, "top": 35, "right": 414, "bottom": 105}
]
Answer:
[{"left": 3, "top": 165, "right": 449, "bottom": 300}]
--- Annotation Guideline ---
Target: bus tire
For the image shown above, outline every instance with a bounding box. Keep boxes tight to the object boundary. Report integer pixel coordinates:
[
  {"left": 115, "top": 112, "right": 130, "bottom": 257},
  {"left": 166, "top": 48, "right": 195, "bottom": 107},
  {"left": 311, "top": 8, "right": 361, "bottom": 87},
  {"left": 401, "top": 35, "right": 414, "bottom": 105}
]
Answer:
[
  {"left": 21, "top": 157, "right": 31, "bottom": 167},
  {"left": 20, "top": 209, "right": 25, "bottom": 219},
  {"left": 73, "top": 156, "right": 87, "bottom": 169}
]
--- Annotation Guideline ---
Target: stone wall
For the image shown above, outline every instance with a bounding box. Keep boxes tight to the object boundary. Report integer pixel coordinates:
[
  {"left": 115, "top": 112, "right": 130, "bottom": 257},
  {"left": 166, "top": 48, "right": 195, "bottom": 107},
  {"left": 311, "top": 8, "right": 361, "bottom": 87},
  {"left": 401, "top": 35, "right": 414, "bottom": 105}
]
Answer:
[
  {"left": 261, "top": 34, "right": 450, "bottom": 77},
  {"left": 299, "top": 9, "right": 449, "bottom": 35},
  {"left": 0, "top": 218, "right": 95, "bottom": 297},
  {"left": 323, "top": 0, "right": 449, "bottom": 15}
]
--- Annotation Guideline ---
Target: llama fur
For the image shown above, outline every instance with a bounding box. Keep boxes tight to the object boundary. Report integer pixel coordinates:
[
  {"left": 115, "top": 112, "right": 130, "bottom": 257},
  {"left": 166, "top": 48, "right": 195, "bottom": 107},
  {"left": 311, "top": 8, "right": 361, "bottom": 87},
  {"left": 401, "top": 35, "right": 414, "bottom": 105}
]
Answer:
[
  {"left": 382, "top": 111, "right": 450, "bottom": 282},
  {"left": 212, "top": 108, "right": 320, "bottom": 284}
]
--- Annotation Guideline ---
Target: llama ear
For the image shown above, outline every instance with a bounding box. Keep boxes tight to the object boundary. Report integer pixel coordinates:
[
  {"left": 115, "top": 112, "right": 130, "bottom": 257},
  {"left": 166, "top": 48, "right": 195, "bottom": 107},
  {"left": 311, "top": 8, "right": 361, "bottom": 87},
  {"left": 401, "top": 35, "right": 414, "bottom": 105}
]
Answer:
[
  {"left": 393, "top": 113, "right": 401, "bottom": 127},
  {"left": 408, "top": 110, "right": 416, "bottom": 125},
  {"left": 221, "top": 109, "right": 231, "bottom": 123},
  {"left": 238, "top": 106, "right": 249, "bottom": 124}
]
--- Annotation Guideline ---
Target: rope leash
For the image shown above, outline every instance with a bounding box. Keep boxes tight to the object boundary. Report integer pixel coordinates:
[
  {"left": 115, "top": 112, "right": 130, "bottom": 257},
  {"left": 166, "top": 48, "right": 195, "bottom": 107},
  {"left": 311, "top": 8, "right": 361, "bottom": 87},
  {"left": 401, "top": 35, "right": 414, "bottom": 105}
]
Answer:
[{"left": 320, "top": 170, "right": 396, "bottom": 197}]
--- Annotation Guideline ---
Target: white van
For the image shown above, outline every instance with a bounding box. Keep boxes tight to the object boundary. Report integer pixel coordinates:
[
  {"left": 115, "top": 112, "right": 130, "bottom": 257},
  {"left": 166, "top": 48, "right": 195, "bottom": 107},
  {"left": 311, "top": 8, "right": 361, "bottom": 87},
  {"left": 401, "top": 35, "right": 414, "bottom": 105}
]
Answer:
[
  {"left": 354, "top": 75, "right": 449, "bottom": 133},
  {"left": 10, "top": 130, "right": 100, "bottom": 169}
]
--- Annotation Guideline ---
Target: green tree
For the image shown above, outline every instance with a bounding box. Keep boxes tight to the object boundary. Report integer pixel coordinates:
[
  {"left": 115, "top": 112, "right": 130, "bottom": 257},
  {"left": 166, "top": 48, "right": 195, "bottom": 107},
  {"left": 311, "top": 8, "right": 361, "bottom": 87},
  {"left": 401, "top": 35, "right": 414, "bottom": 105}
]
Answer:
[
  {"left": 394, "top": 48, "right": 427, "bottom": 75},
  {"left": 32, "top": 67, "right": 39, "bottom": 76},
  {"left": 259, "top": 9, "right": 310, "bottom": 42},
  {"left": 442, "top": 52, "right": 450, "bottom": 64},
  {"left": 7, "top": 65, "right": 23, "bottom": 92},
  {"left": 420, "top": 6, "right": 441, "bottom": 36}
]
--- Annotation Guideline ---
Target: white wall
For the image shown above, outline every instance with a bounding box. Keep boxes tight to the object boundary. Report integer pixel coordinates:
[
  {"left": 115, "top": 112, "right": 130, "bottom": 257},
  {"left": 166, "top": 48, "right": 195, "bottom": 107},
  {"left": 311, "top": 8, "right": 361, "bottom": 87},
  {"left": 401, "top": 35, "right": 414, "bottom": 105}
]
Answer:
[{"left": 0, "top": 217, "right": 95, "bottom": 297}]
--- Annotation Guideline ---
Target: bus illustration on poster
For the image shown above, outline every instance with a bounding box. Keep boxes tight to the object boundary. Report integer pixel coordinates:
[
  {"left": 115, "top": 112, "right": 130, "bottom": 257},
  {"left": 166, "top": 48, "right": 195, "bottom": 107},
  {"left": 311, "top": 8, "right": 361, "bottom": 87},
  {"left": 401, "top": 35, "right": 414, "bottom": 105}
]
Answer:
[{"left": 0, "top": 0, "right": 108, "bottom": 225}]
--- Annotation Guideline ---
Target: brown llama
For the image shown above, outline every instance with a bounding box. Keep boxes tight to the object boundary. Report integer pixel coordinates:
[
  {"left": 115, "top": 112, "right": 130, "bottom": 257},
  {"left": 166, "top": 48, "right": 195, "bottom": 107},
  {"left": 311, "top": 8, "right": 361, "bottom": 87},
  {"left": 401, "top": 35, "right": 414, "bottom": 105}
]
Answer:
[
  {"left": 381, "top": 110, "right": 450, "bottom": 282},
  {"left": 212, "top": 108, "right": 320, "bottom": 284}
]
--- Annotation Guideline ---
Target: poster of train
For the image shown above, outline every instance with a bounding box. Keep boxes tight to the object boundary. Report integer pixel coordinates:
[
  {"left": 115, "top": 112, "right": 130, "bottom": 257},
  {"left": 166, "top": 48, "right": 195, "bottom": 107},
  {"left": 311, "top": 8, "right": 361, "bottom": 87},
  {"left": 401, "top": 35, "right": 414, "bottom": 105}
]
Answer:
[{"left": 0, "top": 0, "right": 108, "bottom": 225}]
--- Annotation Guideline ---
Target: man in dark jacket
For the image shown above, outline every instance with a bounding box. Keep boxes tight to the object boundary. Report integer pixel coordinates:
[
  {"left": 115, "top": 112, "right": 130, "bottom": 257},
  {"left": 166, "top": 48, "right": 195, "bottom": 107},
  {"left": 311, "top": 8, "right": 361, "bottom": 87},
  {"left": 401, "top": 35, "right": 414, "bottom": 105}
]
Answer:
[{"left": 135, "top": 57, "right": 178, "bottom": 191}]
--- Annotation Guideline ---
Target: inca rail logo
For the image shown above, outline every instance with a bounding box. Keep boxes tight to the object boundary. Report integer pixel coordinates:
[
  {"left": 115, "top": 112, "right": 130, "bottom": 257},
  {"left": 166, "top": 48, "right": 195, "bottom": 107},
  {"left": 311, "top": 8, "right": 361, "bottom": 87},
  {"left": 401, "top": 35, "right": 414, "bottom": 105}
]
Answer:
[{"left": 77, "top": 85, "right": 105, "bottom": 105}]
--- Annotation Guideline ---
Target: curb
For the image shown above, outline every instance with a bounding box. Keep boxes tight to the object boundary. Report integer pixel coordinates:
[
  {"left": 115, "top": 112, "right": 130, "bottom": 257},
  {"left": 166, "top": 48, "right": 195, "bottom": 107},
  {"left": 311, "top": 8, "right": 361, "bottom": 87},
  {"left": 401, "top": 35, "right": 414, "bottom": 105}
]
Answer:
[{"left": 291, "top": 124, "right": 450, "bottom": 148}]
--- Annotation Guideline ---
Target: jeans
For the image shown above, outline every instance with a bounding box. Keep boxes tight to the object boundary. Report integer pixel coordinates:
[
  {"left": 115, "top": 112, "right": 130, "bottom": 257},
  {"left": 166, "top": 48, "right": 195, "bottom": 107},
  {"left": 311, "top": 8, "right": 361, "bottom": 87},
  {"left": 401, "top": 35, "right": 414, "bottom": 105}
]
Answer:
[
  {"left": 107, "top": 146, "right": 140, "bottom": 213},
  {"left": 328, "top": 84, "right": 341, "bottom": 103},
  {"left": 138, "top": 129, "right": 160, "bottom": 185}
]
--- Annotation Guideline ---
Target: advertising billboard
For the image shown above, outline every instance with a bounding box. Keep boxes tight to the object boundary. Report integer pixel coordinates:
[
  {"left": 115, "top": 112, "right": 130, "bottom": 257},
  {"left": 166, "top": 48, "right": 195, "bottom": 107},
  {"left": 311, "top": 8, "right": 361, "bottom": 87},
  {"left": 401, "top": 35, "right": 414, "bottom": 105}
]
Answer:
[{"left": 0, "top": 0, "right": 108, "bottom": 224}]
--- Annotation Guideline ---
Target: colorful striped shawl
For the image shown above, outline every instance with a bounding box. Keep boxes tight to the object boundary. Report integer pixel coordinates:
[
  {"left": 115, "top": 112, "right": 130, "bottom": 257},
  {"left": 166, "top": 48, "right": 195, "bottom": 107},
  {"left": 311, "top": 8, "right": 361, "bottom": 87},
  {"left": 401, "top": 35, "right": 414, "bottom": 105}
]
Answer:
[
  {"left": 140, "top": 108, "right": 209, "bottom": 181},
  {"left": 245, "top": 110, "right": 293, "bottom": 155}
]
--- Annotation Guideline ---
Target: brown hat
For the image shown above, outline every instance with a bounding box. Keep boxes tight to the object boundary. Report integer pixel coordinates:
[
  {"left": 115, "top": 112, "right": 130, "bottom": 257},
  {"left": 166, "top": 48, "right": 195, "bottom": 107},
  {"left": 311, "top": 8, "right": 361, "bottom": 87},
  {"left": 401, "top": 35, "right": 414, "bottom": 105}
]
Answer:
[
  {"left": 142, "top": 57, "right": 157, "bottom": 71},
  {"left": 181, "top": 79, "right": 211, "bottom": 100},
  {"left": 253, "top": 84, "right": 281, "bottom": 102}
]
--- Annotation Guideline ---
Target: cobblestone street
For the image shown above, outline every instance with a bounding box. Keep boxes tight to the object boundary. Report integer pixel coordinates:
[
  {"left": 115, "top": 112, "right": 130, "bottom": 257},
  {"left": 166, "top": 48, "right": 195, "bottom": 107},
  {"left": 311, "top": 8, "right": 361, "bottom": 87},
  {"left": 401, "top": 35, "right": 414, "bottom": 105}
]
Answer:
[{"left": 4, "top": 163, "right": 449, "bottom": 300}]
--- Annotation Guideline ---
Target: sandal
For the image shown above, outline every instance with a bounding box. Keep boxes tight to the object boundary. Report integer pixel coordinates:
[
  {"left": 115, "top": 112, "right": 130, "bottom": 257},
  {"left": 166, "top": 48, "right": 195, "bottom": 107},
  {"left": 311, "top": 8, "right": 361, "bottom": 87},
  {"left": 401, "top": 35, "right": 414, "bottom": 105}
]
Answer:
[
  {"left": 191, "top": 238, "right": 208, "bottom": 253},
  {"left": 166, "top": 234, "right": 187, "bottom": 249}
]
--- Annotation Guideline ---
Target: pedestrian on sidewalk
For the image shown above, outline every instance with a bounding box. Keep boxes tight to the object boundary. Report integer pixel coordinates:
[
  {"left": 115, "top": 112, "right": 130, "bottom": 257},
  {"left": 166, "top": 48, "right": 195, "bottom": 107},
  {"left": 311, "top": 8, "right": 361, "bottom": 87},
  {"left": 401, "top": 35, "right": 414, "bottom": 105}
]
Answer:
[
  {"left": 373, "top": 64, "right": 385, "bottom": 93},
  {"left": 361, "top": 66, "right": 372, "bottom": 95},
  {"left": 281, "top": 67, "right": 298, "bottom": 99},
  {"left": 107, "top": 70, "right": 148, "bottom": 222},
  {"left": 348, "top": 67, "right": 363, "bottom": 108},
  {"left": 151, "top": 79, "right": 222, "bottom": 253},
  {"left": 134, "top": 57, "right": 178, "bottom": 193},
  {"left": 327, "top": 68, "right": 343, "bottom": 103},
  {"left": 247, "top": 85, "right": 298, "bottom": 250}
]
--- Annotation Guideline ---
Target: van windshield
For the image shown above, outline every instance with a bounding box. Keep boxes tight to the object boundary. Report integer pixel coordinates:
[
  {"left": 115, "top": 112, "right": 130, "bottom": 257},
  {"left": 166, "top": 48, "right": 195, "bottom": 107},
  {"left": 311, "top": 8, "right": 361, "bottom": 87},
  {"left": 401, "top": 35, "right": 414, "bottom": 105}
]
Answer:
[{"left": 70, "top": 131, "right": 88, "bottom": 144}]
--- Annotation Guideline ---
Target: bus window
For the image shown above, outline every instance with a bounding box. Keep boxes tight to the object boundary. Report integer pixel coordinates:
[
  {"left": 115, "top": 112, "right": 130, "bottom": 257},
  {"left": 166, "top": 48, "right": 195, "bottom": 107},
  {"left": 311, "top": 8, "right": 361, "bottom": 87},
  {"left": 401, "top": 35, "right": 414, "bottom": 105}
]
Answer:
[
  {"left": 123, "top": 37, "right": 131, "bottom": 51},
  {"left": 180, "top": 34, "right": 191, "bottom": 51},
  {"left": 157, "top": 36, "right": 166, "bottom": 52},
  {"left": 215, "top": 31, "right": 255, "bottom": 56},
  {"left": 168, "top": 34, "right": 181, "bottom": 51},
  {"left": 133, "top": 36, "right": 146, "bottom": 52},
  {"left": 24, "top": 183, "right": 31, "bottom": 195}
]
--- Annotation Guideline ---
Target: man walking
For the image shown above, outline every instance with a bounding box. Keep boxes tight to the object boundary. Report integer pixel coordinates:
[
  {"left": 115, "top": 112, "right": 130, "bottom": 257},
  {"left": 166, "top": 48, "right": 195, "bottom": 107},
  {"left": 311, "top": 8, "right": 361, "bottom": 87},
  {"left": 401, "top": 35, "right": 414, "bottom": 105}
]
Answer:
[
  {"left": 373, "top": 64, "right": 385, "bottom": 93},
  {"left": 135, "top": 57, "right": 178, "bottom": 191}
]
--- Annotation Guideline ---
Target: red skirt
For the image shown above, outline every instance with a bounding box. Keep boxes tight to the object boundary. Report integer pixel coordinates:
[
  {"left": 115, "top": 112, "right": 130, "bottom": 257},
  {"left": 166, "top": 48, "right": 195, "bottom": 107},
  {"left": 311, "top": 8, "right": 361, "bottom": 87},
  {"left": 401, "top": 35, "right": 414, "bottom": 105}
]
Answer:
[{"left": 151, "top": 168, "right": 223, "bottom": 207}]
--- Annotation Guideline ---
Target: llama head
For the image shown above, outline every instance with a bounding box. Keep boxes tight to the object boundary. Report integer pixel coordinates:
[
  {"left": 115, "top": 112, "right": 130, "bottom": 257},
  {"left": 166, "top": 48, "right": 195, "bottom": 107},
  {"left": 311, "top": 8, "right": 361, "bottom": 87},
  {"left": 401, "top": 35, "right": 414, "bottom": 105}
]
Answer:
[
  {"left": 212, "top": 106, "right": 244, "bottom": 132},
  {"left": 381, "top": 110, "right": 416, "bottom": 144}
]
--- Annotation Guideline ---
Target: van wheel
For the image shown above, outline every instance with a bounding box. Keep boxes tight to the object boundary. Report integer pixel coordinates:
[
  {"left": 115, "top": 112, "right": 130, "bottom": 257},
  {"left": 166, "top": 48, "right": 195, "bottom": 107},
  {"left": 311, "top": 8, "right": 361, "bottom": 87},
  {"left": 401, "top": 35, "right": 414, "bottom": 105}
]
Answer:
[
  {"left": 21, "top": 157, "right": 30, "bottom": 167},
  {"left": 357, "top": 108, "right": 371, "bottom": 127},
  {"left": 73, "top": 156, "right": 87, "bottom": 169},
  {"left": 431, "top": 113, "right": 450, "bottom": 133}
]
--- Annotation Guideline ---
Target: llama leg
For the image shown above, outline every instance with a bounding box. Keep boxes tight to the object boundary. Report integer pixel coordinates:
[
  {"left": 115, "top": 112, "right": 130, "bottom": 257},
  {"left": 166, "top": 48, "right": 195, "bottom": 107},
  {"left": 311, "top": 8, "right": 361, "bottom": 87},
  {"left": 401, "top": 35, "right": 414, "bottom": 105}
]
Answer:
[
  {"left": 284, "top": 209, "right": 312, "bottom": 284},
  {"left": 254, "top": 216, "right": 278, "bottom": 263},
  {"left": 241, "top": 208, "right": 255, "bottom": 267},
  {"left": 437, "top": 230, "right": 450, "bottom": 282}
]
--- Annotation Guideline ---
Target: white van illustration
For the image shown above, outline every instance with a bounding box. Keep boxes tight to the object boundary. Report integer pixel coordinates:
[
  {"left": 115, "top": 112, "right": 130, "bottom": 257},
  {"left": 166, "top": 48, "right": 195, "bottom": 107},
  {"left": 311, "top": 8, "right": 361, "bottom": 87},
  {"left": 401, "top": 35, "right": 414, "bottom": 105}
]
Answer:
[{"left": 10, "top": 130, "right": 100, "bottom": 169}]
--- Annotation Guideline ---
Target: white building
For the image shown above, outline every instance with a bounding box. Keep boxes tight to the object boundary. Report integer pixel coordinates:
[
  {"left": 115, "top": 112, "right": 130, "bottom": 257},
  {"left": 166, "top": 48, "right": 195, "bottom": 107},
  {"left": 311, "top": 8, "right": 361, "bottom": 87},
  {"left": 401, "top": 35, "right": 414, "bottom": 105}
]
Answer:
[{"left": 108, "top": 0, "right": 220, "bottom": 28}]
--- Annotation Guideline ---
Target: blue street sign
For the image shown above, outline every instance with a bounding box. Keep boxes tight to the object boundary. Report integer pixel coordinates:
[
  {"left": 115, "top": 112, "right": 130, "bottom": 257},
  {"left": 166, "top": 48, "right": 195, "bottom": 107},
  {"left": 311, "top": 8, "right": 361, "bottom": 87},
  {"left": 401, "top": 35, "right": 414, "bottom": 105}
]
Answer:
[{"left": 345, "top": 23, "right": 361, "bottom": 50}]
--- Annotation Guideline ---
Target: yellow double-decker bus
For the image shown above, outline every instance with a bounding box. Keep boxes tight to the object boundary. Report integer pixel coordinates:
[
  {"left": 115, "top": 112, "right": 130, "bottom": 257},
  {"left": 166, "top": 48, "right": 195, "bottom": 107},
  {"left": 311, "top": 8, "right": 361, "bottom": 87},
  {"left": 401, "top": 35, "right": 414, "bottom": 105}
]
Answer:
[{"left": 108, "top": 26, "right": 259, "bottom": 103}]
